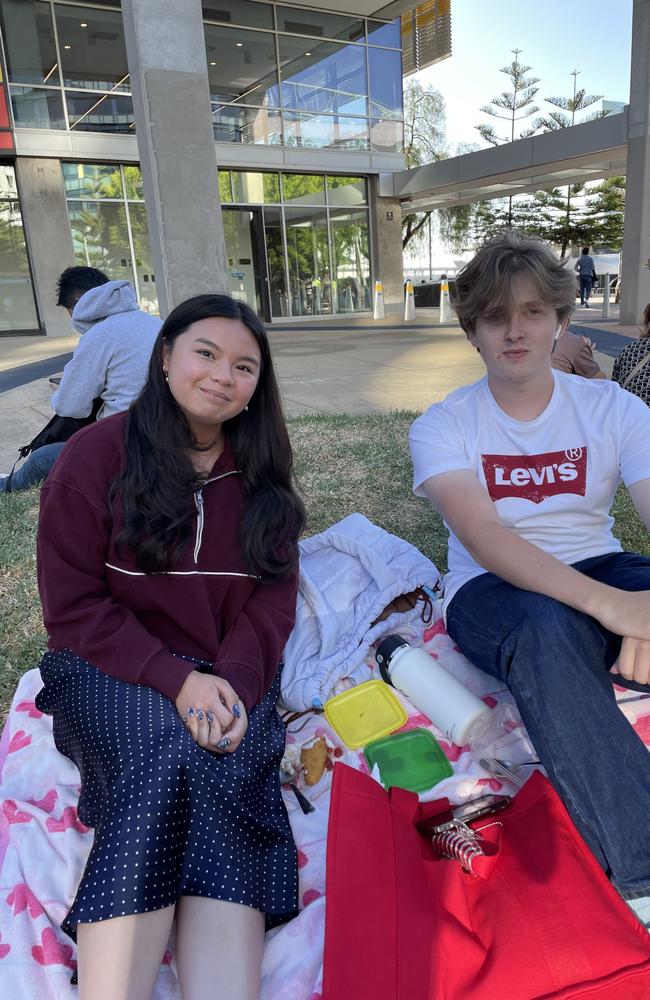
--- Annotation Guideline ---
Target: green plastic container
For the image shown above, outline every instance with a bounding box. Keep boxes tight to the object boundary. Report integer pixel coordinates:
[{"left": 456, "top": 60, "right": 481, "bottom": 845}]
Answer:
[{"left": 364, "top": 728, "right": 453, "bottom": 793}]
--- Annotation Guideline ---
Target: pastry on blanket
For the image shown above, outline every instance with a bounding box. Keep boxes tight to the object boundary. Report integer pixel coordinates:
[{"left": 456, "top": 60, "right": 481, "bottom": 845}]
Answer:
[
  {"left": 280, "top": 744, "right": 303, "bottom": 780},
  {"left": 301, "top": 735, "right": 329, "bottom": 786}
]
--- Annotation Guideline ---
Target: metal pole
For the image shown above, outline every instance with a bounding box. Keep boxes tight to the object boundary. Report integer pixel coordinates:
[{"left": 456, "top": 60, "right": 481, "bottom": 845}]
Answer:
[{"left": 602, "top": 272, "right": 610, "bottom": 318}]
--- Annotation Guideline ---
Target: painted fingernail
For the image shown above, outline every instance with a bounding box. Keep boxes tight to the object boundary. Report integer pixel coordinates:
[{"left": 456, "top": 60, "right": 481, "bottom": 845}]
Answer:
[
  {"left": 181, "top": 714, "right": 188, "bottom": 723},
  {"left": 217, "top": 737, "right": 231, "bottom": 750},
  {"left": 196, "top": 709, "right": 204, "bottom": 721},
  {"left": 232, "top": 704, "right": 241, "bottom": 718},
  {"left": 187, "top": 706, "right": 195, "bottom": 717},
  {"left": 207, "top": 711, "right": 215, "bottom": 724}
]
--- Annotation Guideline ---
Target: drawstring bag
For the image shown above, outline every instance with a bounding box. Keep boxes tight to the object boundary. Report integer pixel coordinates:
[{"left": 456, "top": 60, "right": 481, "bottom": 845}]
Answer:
[{"left": 323, "top": 765, "right": 650, "bottom": 999}]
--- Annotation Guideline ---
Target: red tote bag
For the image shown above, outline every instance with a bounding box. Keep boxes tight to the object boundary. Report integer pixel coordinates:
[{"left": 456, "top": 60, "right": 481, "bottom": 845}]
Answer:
[{"left": 323, "top": 765, "right": 650, "bottom": 1000}]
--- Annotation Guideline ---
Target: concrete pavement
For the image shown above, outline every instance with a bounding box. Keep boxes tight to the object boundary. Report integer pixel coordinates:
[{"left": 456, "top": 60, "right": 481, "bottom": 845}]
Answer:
[{"left": 0, "top": 304, "right": 635, "bottom": 474}]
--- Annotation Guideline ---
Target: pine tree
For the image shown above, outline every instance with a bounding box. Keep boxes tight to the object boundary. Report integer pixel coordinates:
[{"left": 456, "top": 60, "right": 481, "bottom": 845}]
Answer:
[
  {"left": 583, "top": 177, "right": 625, "bottom": 251},
  {"left": 475, "top": 50, "right": 541, "bottom": 226},
  {"left": 534, "top": 71, "right": 607, "bottom": 255}
]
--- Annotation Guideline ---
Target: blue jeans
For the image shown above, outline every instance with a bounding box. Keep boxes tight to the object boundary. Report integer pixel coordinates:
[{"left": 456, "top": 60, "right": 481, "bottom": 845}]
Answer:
[
  {"left": 579, "top": 275, "right": 592, "bottom": 304},
  {"left": 1, "top": 442, "right": 65, "bottom": 493},
  {"left": 446, "top": 551, "right": 650, "bottom": 898}
]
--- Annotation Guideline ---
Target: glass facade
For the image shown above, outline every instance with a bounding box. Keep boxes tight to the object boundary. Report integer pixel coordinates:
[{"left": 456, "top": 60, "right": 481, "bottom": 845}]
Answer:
[
  {"left": 1, "top": 0, "right": 134, "bottom": 132},
  {"left": 63, "top": 163, "right": 158, "bottom": 313},
  {"left": 219, "top": 169, "right": 371, "bottom": 318},
  {"left": 0, "top": 1, "right": 403, "bottom": 150},
  {"left": 206, "top": 4, "right": 403, "bottom": 151},
  {"left": 0, "top": 165, "right": 39, "bottom": 331}
]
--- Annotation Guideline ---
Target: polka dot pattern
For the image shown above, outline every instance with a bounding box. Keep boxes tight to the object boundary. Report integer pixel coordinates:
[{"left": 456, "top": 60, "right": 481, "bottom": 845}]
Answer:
[{"left": 35, "top": 650, "right": 298, "bottom": 940}]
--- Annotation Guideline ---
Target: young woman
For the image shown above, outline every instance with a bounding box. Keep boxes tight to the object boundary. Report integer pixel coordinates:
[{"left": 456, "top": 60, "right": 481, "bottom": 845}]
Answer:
[
  {"left": 409, "top": 231, "right": 650, "bottom": 929},
  {"left": 35, "top": 294, "right": 305, "bottom": 999}
]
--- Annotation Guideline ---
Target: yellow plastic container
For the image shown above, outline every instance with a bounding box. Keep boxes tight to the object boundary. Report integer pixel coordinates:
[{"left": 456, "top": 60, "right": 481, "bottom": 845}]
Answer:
[{"left": 324, "top": 680, "right": 408, "bottom": 749}]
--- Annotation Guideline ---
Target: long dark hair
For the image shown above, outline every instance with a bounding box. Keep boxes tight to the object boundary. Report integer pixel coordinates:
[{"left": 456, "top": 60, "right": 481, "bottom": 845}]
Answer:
[{"left": 112, "top": 294, "right": 305, "bottom": 577}]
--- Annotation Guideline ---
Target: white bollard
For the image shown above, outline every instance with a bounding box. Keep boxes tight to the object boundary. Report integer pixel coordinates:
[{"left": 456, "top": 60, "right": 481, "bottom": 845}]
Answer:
[
  {"left": 404, "top": 279, "right": 416, "bottom": 321},
  {"left": 373, "top": 280, "right": 385, "bottom": 320},
  {"left": 602, "top": 272, "right": 610, "bottom": 319},
  {"left": 439, "top": 279, "right": 453, "bottom": 322}
]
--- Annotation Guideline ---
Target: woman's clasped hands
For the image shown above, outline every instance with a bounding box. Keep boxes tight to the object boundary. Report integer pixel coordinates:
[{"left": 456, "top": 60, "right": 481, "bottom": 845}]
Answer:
[{"left": 175, "top": 671, "right": 248, "bottom": 753}]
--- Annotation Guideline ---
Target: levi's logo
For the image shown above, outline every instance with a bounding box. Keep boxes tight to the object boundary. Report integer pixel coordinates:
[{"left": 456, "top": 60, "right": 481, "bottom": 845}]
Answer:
[{"left": 481, "top": 448, "right": 587, "bottom": 503}]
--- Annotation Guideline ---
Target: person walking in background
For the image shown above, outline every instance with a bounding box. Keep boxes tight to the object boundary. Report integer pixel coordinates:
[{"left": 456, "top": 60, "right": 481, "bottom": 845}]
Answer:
[
  {"left": 551, "top": 329, "right": 607, "bottom": 379},
  {"left": 1, "top": 268, "right": 161, "bottom": 493},
  {"left": 575, "top": 246, "right": 596, "bottom": 307},
  {"left": 612, "top": 303, "right": 650, "bottom": 405}
]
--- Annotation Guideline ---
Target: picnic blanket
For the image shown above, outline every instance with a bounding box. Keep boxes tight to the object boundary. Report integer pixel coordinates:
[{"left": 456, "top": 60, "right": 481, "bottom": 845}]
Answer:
[{"left": 1, "top": 612, "right": 649, "bottom": 999}]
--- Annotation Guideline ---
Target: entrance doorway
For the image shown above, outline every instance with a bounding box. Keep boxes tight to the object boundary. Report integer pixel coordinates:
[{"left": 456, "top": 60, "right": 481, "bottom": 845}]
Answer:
[{"left": 222, "top": 207, "right": 270, "bottom": 320}]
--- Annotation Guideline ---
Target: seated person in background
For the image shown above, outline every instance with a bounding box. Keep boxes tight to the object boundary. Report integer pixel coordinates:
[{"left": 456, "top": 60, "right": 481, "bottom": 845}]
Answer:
[
  {"left": 409, "top": 230, "right": 650, "bottom": 930},
  {"left": 612, "top": 302, "right": 650, "bottom": 405},
  {"left": 551, "top": 329, "right": 607, "bottom": 379},
  {"left": 1, "top": 267, "right": 161, "bottom": 493}
]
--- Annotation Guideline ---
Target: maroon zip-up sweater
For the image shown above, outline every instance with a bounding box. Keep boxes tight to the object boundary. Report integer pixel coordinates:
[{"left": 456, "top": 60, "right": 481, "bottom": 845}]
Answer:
[{"left": 37, "top": 412, "right": 299, "bottom": 712}]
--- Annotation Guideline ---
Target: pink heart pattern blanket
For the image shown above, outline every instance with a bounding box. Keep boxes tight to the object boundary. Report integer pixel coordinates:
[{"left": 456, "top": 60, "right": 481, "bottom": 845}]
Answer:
[{"left": 1, "top": 615, "right": 648, "bottom": 999}]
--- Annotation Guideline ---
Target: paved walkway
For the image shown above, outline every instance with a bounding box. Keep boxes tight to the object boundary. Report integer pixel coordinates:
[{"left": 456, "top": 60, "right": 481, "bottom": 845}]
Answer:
[{"left": 0, "top": 304, "right": 636, "bottom": 474}]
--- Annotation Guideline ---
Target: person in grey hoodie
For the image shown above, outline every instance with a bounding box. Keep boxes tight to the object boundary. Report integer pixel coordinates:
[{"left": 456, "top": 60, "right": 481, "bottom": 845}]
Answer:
[{"left": 1, "top": 267, "right": 161, "bottom": 493}]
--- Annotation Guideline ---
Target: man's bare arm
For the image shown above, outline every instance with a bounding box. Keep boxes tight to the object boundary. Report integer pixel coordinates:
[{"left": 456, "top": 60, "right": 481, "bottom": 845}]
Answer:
[{"left": 422, "top": 469, "right": 650, "bottom": 642}]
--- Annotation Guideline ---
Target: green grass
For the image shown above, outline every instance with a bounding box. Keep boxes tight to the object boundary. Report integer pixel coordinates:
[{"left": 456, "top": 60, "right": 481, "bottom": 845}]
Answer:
[{"left": 1, "top": 410, "right": 648, "bottom": 719}]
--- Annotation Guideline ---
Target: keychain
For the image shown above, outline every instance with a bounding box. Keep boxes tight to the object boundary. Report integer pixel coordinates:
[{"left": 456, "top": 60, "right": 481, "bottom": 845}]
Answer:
[{"left": 417, "top": 794, "right": 512, "bottom": 876}]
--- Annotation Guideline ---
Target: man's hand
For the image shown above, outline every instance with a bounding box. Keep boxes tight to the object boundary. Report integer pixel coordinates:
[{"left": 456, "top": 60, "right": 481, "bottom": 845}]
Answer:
[
  {"left": 611, "top": 636, "right": 650, "bottom": 687},
  {"left": 592, "top": 589, "right": 650, "bottom": 644},
  {"left": 174, "top": 671, "right": 248, "bottom": 753}
]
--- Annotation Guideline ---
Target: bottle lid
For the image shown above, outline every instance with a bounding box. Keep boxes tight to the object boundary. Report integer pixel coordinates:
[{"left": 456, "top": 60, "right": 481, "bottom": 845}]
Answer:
[{"left": 375, "top": 634, "right": 409, "bottom": 685}]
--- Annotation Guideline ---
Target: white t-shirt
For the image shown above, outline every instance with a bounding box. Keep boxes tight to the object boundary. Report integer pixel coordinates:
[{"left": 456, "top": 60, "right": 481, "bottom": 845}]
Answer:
[{"left": 409, "top": 371, "right": 650, "bottom": 613}]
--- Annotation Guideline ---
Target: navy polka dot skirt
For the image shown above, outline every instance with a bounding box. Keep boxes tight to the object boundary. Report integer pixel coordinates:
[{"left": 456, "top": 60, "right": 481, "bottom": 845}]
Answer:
[{"left": 35, "top": 650, "right": 298, "bottom": 940}]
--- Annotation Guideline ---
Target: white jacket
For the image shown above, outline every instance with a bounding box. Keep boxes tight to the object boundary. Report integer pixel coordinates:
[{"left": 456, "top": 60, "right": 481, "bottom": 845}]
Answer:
[{"left": 280, "top": 514, "right": 439, "bottom": 712}]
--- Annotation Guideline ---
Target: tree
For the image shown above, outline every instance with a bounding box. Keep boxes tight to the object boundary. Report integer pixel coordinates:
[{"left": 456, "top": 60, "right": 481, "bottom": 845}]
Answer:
[
  {"left": 533, "top": 70, "right": 607, "bottom": 255},
  {"left": 401, "top": 80, "right": 446, "bottom": 251},
  {"left": 583, "top": 177, "right": 625, "bottom": 251},
  {"left": 475, "top": 50, "right": 541, "bottom": 226},
  {"left": 535, "top": 70, "right": 604, "bottom": 131},
  {"left": 401, "top": 82, "right": 476, "bottom": 255},
  {"left": 469, "top": 194, "right": 555, "bottom": 247}
]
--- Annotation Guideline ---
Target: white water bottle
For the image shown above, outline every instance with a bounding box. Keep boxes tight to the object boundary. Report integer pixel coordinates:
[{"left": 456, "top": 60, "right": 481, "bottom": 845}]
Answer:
[{"left": 375, "top": 634, "right": 491, "bottom": 747}]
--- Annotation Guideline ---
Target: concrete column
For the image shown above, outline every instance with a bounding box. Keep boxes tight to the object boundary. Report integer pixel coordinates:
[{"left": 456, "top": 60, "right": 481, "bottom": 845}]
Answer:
[
  {"left": 369, "top": 177, "right": 404, "bottom": 316},
  {"left": 15, "top": 157, "right": 75, "bottom": 337},
  {"left": 121, "top": 0, "right": 227, "bottom": 317},
  {"left": 620, "top": 0, "right": 650, "bottom": 325}
]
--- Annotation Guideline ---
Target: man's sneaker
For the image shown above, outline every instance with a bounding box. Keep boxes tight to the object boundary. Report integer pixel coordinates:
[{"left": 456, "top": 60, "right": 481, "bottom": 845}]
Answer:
[{"left": 585, "top": 302, "right": 590, "bottom": 308}]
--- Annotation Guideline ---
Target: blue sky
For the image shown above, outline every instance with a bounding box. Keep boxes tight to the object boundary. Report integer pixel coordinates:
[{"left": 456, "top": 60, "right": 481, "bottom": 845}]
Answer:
[{"left": 415, "top": 0, "right": 633, "bottom": 149}]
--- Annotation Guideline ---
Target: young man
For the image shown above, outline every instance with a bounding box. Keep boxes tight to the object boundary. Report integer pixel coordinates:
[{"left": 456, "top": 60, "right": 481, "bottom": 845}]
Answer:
[
  {"left": 574, "top": 245, "right": 596, "bottom": 307},
  {"left": 409, "top": 231, "right": 650, "bottom": 927},
  {"left": 2, "top": 268, "right": 161, "bottom": 493}
]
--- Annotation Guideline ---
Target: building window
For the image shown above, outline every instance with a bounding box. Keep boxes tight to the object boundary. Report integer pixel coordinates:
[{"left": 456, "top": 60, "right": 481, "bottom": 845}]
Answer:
[
  {"left": 220, "top": 168, "right": 371, "bottom": 318},
  {"left": 63, "top": 162, "right": 158, "bottom": 313},
  {"left": 1, "top": 1, "right": 403, "bottom": 149},
  {"left": 1, "top": 0, "right": 134, "bottom": 133},
  {"left": 0, "top": 164, "right": 39, "bottom": 332},
  {"left": 278, "top": 37, "right": 367, "bottom": 117},
  {"left": 203, "top": 1, "right": 402, "bottom": 151}
]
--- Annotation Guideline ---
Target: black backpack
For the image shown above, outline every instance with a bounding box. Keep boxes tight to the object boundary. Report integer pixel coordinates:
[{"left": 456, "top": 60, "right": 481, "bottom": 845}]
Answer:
[{"left": 5, "top": 397, "right": 102, "bottom": 493}]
